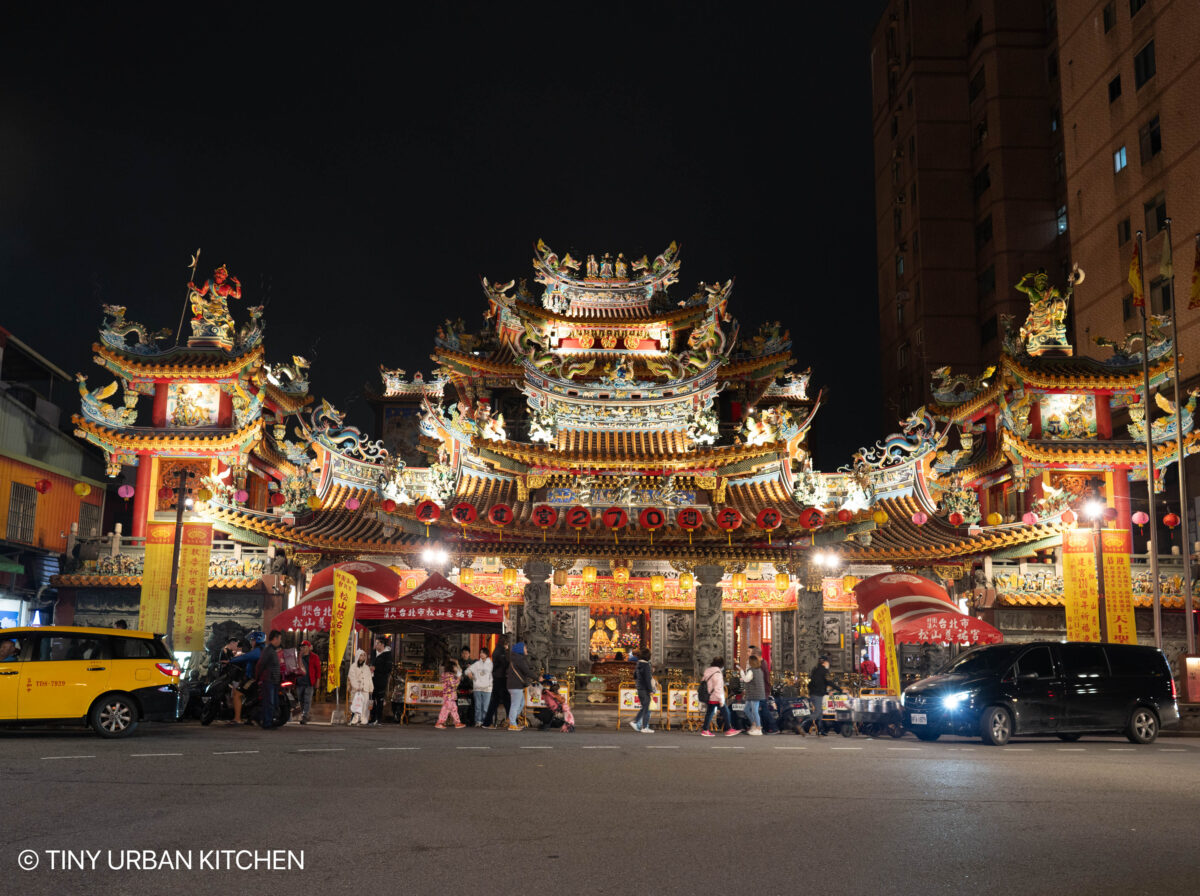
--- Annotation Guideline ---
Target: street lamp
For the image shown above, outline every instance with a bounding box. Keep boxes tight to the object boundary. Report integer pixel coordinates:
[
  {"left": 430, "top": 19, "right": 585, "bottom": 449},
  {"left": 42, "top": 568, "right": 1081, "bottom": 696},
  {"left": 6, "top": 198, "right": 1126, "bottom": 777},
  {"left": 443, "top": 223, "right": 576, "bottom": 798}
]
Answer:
[
  {"left": 166, "top": 468, "right": 196, "bottom": 656},
  {"left": 1084, "top": 493, "right": 1109, "bottom": 643}
]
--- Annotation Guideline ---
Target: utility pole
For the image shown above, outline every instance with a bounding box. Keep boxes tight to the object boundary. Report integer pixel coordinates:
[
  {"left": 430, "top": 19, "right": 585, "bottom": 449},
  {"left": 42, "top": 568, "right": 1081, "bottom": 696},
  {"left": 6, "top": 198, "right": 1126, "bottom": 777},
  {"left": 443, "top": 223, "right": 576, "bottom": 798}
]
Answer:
[{"left": 165, "top": 468, "right": 195, "bottom": 654}]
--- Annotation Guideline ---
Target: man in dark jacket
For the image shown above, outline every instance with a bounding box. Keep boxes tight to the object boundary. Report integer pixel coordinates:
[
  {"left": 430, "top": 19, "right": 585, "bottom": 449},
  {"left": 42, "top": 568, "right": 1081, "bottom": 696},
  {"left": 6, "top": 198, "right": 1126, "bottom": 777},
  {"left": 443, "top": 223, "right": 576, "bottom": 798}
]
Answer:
[
  {"left": 505, "top": 641, "right": 535, "bottom": 730},
  {"left": 807, "top": 655, "right": 835, "bottom": 736},
  {"left": 255, "top": 630, "right": 283, "bottom": 729},
  {"left": 369, "top": 638, "right": 393, "bottom": 725},
  {"left": 483, "top": 635, "right": 510, "bottom": 728},
  {"left": 295, "top": 640, "right": 322, "bottom": 724},
  {"left": 631, "top": 647, "right": 655, "bottom": 733},
  {"left": 750, "top": 645, "right": 776, "bottom": 733}
]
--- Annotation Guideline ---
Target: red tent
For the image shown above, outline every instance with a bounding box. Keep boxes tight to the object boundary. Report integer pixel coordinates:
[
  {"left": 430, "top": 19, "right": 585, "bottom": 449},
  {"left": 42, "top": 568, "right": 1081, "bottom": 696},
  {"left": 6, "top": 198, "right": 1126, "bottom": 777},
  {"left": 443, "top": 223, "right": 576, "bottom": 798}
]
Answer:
[
  {"left": 356, "top": 573, "right": 505, "bottom": 635},
  {"left": 271, "top": 561, "right": 398, "bottom": 631},
  {"left": 853, "top": 572, "right": 959, "bottom": 624},
  {"left": 890, "top": 611, "right": 1003, "bottom": 646}
]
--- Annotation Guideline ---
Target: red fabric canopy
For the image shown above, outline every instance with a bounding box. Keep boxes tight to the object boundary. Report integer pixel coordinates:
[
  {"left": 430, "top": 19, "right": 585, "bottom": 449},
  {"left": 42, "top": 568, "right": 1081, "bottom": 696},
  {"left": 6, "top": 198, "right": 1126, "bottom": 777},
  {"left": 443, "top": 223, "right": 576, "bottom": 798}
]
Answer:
[
  {"left": 889, "top": 611, "right": 1004, "bottom": 646},
  {"left": 357, "top": 573, "right": 504, "bottom": 634},
  {"left": 852, "top": 572, "right": 958, "bottom": 623},
  {"left": 300, "top": 560, "right": 399, "bottom": 605},
  {"left": 272, "top": 600, "right": 337, "bottom": 631}
]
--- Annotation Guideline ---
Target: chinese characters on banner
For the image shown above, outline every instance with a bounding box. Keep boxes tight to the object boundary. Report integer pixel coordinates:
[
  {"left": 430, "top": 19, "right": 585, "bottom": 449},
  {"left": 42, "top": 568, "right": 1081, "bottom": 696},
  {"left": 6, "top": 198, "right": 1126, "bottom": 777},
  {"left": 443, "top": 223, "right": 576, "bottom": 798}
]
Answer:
[
  {"left": 138, "top": 523, "right": 175, "bottom": 633},
  {"left": 1061, "top": 529, "right": 1100, "bottom": 642},
  {"left": 821, "top": 577, "right": 857, "bottom": 610},
  {"left": 173, "top": 523, "right": 213, "bottom": 652},
  {"left": 327, "top": 570, "right": 357, "bottom": 690},
  {"left": 1101, "top": 529, "right": 1136, "bottom": 644},
  {"left": 872, "top": 603, "right": 901, "bottom": 695}
]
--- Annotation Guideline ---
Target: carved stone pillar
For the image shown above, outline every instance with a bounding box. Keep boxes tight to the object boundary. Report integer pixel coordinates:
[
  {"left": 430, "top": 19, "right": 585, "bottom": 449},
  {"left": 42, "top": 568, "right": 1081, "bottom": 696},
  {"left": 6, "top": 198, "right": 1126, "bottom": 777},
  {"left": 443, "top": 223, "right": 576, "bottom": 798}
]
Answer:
[
  {"left": 521, "top": 559, "right": 552, "bottom": 674},
  {"left": 692, "top": 564, "right": 725, "bottom": 677},
  {"left": 796, "top": 588, "right": 823, "bottom": 674}
]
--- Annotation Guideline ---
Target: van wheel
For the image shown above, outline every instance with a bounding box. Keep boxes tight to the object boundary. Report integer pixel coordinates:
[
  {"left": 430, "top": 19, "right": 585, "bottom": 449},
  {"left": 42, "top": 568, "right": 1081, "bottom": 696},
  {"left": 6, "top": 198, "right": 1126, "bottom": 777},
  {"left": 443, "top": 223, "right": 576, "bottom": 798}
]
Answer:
[
  {"left": 90, "top": 694, "right": 139, "bottom": 738},
  {"left": 1125, "top": 706, "right": 1159, "bottom": 744},
  {"left": 980, "top": 706, "right": 1012, "bottom": 746},
  {"left": 1056, "top": 733, "right": 1081, "bottom": 742}
]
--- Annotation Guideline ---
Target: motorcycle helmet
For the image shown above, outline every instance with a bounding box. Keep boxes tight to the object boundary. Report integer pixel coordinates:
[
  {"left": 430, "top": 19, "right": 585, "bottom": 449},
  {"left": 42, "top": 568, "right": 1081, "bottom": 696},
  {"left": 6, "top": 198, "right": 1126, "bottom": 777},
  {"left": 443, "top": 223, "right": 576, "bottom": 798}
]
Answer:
[{"left": 248, "top": 630, "right": 266, "bottom": 646}]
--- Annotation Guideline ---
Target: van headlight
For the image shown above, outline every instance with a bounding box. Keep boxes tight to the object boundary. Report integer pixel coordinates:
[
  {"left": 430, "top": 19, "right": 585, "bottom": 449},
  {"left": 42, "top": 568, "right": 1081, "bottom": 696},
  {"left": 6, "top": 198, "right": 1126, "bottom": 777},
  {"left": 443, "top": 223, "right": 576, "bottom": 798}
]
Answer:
[
  {"left": 942, "top": 691, "right": 969, "bottom": 710},
  {"left": 899, "top": 692, "right": 906, "bottom": 708}
]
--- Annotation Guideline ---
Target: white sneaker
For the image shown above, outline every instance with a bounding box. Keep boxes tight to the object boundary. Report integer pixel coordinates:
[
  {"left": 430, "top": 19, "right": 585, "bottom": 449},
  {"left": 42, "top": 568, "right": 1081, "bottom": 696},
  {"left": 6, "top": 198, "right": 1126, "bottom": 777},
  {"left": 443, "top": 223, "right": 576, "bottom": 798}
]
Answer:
[
  {"left": 640, "top": 727, "right": 655, "bottom": 734},
  {"left": 628, "top": 721, "right": 641, "bottom": 732},
  {"left": 748, "top": 728, "right": 763, "bottom": 736}
]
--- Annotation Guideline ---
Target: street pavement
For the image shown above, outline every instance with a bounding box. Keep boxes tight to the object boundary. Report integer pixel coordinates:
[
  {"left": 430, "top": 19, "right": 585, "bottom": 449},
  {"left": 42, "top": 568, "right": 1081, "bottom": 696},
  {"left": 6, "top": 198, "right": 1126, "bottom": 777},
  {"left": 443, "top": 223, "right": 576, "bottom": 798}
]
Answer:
[{"left": 3, "top": 721, "right": 1198, "bottom": 896}]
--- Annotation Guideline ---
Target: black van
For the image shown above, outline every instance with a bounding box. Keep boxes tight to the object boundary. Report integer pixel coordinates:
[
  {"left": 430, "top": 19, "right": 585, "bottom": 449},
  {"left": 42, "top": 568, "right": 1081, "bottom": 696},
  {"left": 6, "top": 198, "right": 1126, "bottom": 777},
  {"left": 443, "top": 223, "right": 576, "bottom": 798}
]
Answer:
[{"left": 901, "top": 641, "right": 1179, "bottom": 745}]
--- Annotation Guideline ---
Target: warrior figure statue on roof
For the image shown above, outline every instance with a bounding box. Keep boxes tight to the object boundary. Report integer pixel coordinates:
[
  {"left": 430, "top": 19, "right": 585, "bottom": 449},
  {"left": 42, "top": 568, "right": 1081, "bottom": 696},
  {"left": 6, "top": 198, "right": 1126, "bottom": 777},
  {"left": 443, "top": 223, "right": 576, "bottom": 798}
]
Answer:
[
  {"left": 188, "top": 264, "right": 242, "bottom": 342},
  {"left": 1016, "top": 264, "right": 1082, "bottom": 357}
]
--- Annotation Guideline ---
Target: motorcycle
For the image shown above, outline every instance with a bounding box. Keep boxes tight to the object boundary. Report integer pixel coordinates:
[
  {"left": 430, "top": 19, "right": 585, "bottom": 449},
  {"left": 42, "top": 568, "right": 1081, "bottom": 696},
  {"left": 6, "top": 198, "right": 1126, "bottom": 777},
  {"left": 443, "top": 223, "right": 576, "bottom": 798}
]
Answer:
[{"left": 200, "top": 662, "right": 291, "bottom": 728}]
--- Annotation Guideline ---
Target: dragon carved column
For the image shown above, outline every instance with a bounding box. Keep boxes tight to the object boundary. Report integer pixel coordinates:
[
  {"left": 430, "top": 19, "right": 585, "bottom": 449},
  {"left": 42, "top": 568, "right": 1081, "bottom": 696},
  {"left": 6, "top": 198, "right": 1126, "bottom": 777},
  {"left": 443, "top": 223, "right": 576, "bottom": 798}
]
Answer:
[
  {"left": 795, "top": 586, "right": 824, "bottom": 674},
  {"left": 521, "top": 559, "right": 552, "bottom": 675},
  {"left": 692, "top": 564, "right": 725, "bottom": 678}
]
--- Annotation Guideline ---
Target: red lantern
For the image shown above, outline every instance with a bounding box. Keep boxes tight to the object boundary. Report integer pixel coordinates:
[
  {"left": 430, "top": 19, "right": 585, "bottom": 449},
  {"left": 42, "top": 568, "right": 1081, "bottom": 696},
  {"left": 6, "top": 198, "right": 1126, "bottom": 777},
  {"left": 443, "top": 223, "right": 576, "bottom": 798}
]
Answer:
[
  {"left": 381, "top": 498, "right": 397, "bottom": 513},
  {"left": 676, "top": 506, "right": 702, "bottom": 545},
  {"left": 117, "top": 484, "right": 135, "bottom": 500},
  {"left": 835, "top": 508, "right": 852, "bottom": 523},
  {"left": 756, "top": 507, "right": 782, "bottom": 544},
  {"left": 488, "top": 504, "right": 514, "bottom": 541},
  {"left": 715, "top": 507, "right": 743, "bottom": 546},
  {"left": 565, "top": 505, "right": 590, "bottom": 543},
  {"left": 602, "top": 507, "right": 628, "bottom": 544},
  {"left": 1163, "top": 513, "right": 1180, "bottom": 529},
  {"left": 638, "top": 507, "right": 666, "bottom": 544},
  {"left": 532, "top": 504, "right": 558, "bottom": 542},
  {"left": 948, "top": 512, "right": 964, "bottom": 526},
  {"left": 270, "top": 492, "right": 286, "bottom": 507},
  {"left": 234, "top": 488, "right": 249, "bottom": 503},
  {"left": 1102, "top": 507, "right": 1119, "bottom": 522},
  {"left": 798, "top": 507, "right": 824, "bottom": 529},
  {"left": 414, "top": 499, "right": 441, "bottom": 526},
  {"left": 159, "top": 486, "right": 175, "bottom": 501},
  {"left": 450, "top": 502, "right": 478, "bottom": 526},
  {"left": 1061, "top": 510, "right": 1076, "bottom": 525},
  {"left": 1132, "top": 510, "right": 1149, "bottom": 534},
  {"left": 33, "top": 479, "right": 52, "bottom": 494},
  {"left": 1022, "top": 511, "right": 1038, "bottom": 525}
]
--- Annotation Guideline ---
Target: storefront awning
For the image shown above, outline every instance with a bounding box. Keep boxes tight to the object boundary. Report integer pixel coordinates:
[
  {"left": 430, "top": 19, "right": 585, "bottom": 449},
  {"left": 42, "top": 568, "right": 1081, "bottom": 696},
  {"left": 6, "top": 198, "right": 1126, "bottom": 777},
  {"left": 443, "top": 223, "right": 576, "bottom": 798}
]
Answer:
[{"left": 357, "top": 573, "right": 504, "bottom": 636}]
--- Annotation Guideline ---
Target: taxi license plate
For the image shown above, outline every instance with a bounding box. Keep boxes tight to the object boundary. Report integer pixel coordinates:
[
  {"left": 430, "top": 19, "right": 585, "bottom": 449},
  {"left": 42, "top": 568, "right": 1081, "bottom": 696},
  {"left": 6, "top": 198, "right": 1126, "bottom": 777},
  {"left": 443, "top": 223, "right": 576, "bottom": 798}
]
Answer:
[{"left": 909, "top": 713, "right": 927, "bottom": 725}]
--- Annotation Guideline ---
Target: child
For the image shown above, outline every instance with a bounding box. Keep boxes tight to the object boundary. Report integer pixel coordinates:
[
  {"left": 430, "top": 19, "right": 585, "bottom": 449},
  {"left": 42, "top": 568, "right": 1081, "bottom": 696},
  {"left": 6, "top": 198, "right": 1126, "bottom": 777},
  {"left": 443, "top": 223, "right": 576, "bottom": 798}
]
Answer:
[
  {"left": 542, "top": 682, "right": 575, "bottom": 733},
  {"left": 435, "top": 659, "right": 466, "bottom": 729}
]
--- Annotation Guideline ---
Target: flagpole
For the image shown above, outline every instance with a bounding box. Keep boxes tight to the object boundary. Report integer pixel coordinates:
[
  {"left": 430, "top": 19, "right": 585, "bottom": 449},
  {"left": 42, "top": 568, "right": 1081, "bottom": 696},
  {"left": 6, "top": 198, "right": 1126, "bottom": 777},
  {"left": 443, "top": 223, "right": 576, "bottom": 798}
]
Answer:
[
  {"left": 1135, "top": 230, "right": 1164, "bottom": 647},
  {"left": 1164, "top": 218, "right": 1195, "bottom": 654}
]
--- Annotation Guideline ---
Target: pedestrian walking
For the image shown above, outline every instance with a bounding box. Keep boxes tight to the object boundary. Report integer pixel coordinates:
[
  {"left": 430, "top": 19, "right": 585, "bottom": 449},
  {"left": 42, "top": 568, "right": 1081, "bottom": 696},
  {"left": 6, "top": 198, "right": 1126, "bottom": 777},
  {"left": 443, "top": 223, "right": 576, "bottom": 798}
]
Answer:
[
  {"left": 294, "top": 639, "right": 322, "bottom": 724},
  {"left": 807, "top": 655, "right": 834, "bottom": 736},
  {"left": 255, "top": 630, "right": 283, "bottom": 729},
  {"left": 739, "top": 656, "right": 767, "bottom": 735},
  {"left": 465, "top": 646, "right": 493, "bottom": 727},
  {"left": 630, "top": 646, "right": 655, "bottom": 733},
  {"left": 699, "top": 657, "right": 740, "bottom": 737},
  {"left": 506, "top": 641, "right": 534, "bottom": 730},
  {"left": 483, "top": 635, "right": 511, "bottom": 728},
  {"left": 435, "top": 659, "right": 466, "bottom": 729},
  {"left": 348, "top": 649, "right": 373, "bottom": 726}
]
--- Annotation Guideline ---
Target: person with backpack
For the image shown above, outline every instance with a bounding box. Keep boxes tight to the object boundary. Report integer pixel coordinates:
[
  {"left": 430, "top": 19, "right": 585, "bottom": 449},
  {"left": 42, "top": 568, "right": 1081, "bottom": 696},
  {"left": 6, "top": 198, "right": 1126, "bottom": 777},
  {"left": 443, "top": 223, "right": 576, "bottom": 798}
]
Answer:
[
  {"left": 699, "top": 657, "right": 740, "bottom": 736},
  {"left": 630, "top": 647, "right": 655, "bottom": 733}
]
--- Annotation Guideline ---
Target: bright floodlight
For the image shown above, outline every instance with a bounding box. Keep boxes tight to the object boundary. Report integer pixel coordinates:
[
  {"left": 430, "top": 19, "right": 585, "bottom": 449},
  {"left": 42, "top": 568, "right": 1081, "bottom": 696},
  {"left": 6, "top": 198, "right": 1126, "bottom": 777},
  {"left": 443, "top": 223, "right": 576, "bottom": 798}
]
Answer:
[
  {"left": 1083, "top": 499, "right": 1104, "bottom": 520},
  {"left": 183, "top": 497, "right": 195, "bottom": 510}
]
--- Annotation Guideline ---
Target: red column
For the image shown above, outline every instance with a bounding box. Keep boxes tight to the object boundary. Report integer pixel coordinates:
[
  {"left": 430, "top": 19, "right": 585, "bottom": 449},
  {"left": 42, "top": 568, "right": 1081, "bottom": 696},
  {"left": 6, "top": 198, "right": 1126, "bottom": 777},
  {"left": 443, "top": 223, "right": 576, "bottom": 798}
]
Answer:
[
  {"left": 1111, "top": 468, "right": 1132, "bottom": 530},
  {"left": 217, "top": 391, "right": 233, "bottom": 428},
  {"left": 152, "top": 383, "right": 169, "bottom": 427},
  {"left": 131, "top": 453, "right": 154, "bottom": 537},
  {"left": 1095, "top": 393, "right": 1113, "bottom": 439},
  {"left": 1030, "top": 400, "right": 1042, "bottom": 440}
]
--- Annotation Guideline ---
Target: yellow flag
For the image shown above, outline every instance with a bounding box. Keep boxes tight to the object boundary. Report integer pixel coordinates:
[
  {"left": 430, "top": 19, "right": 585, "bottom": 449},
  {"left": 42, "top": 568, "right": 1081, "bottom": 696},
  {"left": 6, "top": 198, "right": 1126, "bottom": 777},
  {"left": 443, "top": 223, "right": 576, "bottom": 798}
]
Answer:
[
  {"left": 1129, "top": 241, "right": 1144, "bottom": 307},
  {"left": 327, "top": 570, "right": 357, "bottom": 691},
  {"left": 872, "top": 603, "right": 902, "bottom": 696}
]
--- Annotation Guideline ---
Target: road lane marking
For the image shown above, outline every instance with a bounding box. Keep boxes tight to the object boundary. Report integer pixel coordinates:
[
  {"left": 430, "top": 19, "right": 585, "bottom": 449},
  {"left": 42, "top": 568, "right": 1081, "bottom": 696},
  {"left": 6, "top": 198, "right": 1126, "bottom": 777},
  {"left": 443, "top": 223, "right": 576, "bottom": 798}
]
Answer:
[
  {"left": 1108, "top": 748, "right": 1135, "bottom": 752},
  {"left": 645, "top": 745, "right": 679, "bottom": 749},
  {"left": 1160, "top": 748, "right": 1186, "bottom": 752},
  {"left": 831, "top": 747, "right": 863, "bottom": 750},
  {"left": 213, "top": 750, "right": 259, "bottom": 755},
  {"left": 520, "top": 746, "right": 553, "bottom": 750},
  {"left": 712, "top": 746, "right": 743, "bottom": 750},
  {"left": 887, "top": 747, "right": 922, "bottom": 751},
  {"left": 774, "top": 746, "right": 807, "bottom": 750},
  {"left": 378, "top": 747, "right": 420, "bottom": 751},
  {"left": 297, "top": 748, "right": 345, "bottom": 753},
  {"left": 131, "top": 753, "right": 182, "bottom": 757},
  {"left": 41, "top": 755, "right": 95, "bottom": 760},
  {"left": 456, "top": 746, "right": 490, "bottom": 750},
  {"left": 582, "top": 746, "right": 619, "bottom": 749},
  {"left": 1058, "top": 748, "right": 1085, "bottom": 752},
  {"left": 1003, "top": 748, "right": 1033, "bottom": 751}
]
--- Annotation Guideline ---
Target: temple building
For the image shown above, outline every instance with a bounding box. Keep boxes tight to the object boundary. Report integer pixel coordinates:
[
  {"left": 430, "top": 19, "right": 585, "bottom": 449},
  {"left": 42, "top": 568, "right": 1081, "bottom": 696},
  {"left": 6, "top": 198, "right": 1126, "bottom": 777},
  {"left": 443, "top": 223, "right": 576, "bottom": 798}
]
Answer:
[{"left": 51, "top": 245, "right": 1198, "bottom": 684}]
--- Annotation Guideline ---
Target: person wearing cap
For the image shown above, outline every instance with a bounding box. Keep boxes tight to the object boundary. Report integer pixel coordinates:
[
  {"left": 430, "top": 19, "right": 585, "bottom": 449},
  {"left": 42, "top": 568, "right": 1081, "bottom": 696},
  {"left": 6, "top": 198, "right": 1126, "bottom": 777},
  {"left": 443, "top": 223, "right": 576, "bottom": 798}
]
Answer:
[
  {"left": 807, "top": 656, "right": 835, "bottom": 736},
  {"left": 295, "top": 639, "right": 322, "bottom": 724}
]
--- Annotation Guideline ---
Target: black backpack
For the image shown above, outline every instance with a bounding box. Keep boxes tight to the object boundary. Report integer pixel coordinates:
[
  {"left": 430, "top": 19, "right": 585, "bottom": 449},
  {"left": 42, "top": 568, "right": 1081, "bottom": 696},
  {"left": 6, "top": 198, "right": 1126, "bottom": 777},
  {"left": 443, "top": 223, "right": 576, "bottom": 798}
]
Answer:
[{"left": 697, "top": 671, "right": 711, "bottom": 704}]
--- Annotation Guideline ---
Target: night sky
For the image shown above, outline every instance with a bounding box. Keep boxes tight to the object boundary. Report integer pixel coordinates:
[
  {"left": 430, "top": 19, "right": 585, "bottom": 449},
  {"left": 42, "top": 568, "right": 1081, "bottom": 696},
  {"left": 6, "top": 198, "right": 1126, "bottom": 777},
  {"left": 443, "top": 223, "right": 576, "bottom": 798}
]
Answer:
[{"left": 2, "top": 2, "right": 885, "bottom": 467}]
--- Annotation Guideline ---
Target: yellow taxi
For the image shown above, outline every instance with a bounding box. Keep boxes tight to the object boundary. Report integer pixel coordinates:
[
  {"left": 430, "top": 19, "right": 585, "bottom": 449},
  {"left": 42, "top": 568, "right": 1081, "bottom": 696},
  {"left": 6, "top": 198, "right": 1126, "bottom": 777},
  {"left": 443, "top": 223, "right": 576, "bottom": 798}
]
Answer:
[{"left": 0, "top": 625, "right": 180, "bottom": 738}]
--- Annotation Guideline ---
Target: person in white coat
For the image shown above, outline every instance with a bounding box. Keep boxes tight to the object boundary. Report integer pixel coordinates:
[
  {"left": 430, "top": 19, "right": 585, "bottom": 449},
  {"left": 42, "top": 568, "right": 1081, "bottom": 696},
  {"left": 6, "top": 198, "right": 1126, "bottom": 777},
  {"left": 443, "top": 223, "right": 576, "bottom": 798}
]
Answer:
[
  {"left": 464, "top": 646, "right": 493, "bottom": 727},
  {"left": 348, "top": 649, "right": 373, "bottom": 726}
]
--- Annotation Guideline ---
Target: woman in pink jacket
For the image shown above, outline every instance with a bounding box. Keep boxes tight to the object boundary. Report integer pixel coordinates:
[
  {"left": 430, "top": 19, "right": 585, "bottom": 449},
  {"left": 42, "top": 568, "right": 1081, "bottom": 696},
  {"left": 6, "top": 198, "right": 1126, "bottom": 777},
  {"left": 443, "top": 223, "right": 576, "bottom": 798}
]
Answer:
[{"left": 700, "top": 657, "right": 740, "bottom": 736}]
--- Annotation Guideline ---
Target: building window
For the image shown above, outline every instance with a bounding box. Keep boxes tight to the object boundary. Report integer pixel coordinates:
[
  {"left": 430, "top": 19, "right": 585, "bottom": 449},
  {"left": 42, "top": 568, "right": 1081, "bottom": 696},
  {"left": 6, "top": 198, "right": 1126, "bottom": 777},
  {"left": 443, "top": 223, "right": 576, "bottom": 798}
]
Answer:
[
  {"left": 79, "top": 501, "right": 100, "bottom": 538},
  {"left": 1050, "top": 106, "right": 1060, "bottom": 132},
  {"left": 1103, "top": 2, "right": 1116, "bottom": 32},
  {"left": 1056, "top": 204, "right": 1069, "bottom": 234},
  {"left": 1144, "top": 192, "right": 1167, "bottom": 236},
  {"left": 973, "top": 164, "right": 991, "bottom": 200},
  {"left": 969, "top": 67, "right": 986, "bottom": 103},
  {"left": 1108, "top": 75, "right": 1122, "bottom": 102},
  {"left": 967, "top": 16, "right": 983, "bottom": 52},
  {"left": 1113, "top": 146, "right": 1128, "bottom": 173},
  {"left": 1138, "top": 115, "right": 1162, "bottom": 163},
  {"left": 911, "top": 182, "right": 917, "bottom": 205},
  {"left": 1053, "top": 151, "right": 1065, "bottom": 183},
  {"left": 977, "top": 265, "right": 996, "bottom": 297},
  {"left": 896, "top": 254, "right": 905, "bottom": 278},
  {"left": 1129, "top": 0, "right": 1145, "bottom": 17},
  {"left": 1134, "top": 41, "right": 1156, "bottom": 89},
  {"left": 896, "top": 301, "right": 905, "bottom": 327},
  {"left": 1122, "top": 294, "right": 1133, "bottom": 320},
  {"left": 894, "top": 207, "right": 904, "bottom": 234},
  {"left": 6, "top": 482, "right": 37, "bottom": 544},
  {"left": 974, "top": 116, "right": 989, "bottom": 147},
  {"left": 1117, "top": 217, "right": 1132, "bottom": 245},
  {"left": 975, "top": 215, "right": 993, "bottom": 249},
  {"left": 891, "top": 116, "right": 899, "bottom": 138},
  {"left": 897, "top": 342, "right": 910, "bottom": 370},
  {"left": 1151, "top": 278, "right": 1173, "bottom": 314},
  {"left": 980, "top": 316, "right": 998, "bottom": 345}
]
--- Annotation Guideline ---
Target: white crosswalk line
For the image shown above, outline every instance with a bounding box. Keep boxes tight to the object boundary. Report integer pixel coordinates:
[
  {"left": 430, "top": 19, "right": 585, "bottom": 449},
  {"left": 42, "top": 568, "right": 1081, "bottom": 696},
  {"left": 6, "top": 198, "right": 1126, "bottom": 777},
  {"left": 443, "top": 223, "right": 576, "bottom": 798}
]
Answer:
[{"left": 297, "top": 748, "right": 344, "bottom": 752}]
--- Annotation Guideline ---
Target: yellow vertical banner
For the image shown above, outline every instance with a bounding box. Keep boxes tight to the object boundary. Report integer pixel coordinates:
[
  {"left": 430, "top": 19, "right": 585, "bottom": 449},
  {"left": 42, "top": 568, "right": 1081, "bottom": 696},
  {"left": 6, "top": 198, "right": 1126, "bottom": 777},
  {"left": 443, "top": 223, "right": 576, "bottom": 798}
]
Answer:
[
  {"left": 1101, "top": 529, "right": 1136, "bottom": 644},
  {"left": 138, "top": 523, "right": 175, "bottom": 633},
  {"left": 327, "top": 570, "right": 357, "bottom": 691},
  {"left": 872, "top": 603, "right": 901, "bottom": 695},
  {"left": 1062, "top": 529, "right": 1100, "bottom": 642},
  {"left": 173, "top": 523, "right": 213, "bottom": 652}
]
